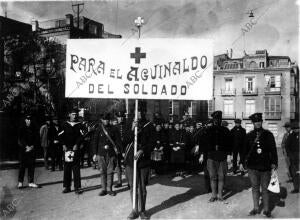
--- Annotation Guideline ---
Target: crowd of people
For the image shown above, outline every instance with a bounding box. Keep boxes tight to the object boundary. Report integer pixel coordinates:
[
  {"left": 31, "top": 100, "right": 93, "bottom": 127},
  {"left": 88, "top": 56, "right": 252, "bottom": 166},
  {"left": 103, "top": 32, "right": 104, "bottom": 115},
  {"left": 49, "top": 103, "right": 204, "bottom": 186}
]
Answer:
[{"left": 16, "top": 108, "right": 299, "bottom": 219}]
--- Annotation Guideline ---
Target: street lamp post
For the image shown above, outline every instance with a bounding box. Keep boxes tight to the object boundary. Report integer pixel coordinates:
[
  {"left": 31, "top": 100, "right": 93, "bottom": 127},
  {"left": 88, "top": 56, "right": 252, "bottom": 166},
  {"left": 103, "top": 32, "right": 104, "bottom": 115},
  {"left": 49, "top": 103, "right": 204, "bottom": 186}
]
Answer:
[{"left": 132, "top": 16, "right": 145, "bottom": 212}]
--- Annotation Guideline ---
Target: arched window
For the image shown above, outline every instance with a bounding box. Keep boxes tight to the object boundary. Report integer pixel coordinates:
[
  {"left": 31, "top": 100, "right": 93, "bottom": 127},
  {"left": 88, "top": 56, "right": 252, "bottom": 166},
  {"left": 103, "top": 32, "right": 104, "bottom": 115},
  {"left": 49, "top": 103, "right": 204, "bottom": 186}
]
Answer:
[{"left": 249, "top": 61, "right": 258, "bottom": 68}]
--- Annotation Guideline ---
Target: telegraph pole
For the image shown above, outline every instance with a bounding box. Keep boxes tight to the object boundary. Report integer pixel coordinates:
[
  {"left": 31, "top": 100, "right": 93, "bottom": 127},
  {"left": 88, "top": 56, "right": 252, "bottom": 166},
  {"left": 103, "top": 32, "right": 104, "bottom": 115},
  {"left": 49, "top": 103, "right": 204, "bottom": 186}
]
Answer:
[{"left": 72, "top": 3, "right": 84, "bottom": 28}]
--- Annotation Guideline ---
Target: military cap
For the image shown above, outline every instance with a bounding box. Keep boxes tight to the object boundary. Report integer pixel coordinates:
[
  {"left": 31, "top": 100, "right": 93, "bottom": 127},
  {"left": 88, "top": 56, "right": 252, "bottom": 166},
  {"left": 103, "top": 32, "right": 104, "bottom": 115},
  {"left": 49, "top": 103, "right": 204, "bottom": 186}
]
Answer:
[
  {"left": 211, "top": 111, "right": 222, "bottom": 119},
  {"left": 102, "top": 113, "right": 111, "bottom": 120},
  {"left": 234, "top": 119, "right": 242, "bottom": 124},
  {"left": 249, "top": 113, "right": 263, "bottom": 122},
  {"left": 173, "top": 120, "right": 180, "bottom": 125},
  {"left": 69, "top": 107, "right": 79, "bottom": 114},
  {"left": 283, "top": 122, "right": 291, "bottom": 127}
]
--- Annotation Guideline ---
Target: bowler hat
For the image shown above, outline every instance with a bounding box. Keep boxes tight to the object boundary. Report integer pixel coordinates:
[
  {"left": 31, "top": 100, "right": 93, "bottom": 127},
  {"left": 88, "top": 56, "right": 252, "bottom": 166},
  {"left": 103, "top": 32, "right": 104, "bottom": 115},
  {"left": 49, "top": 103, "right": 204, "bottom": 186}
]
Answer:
[
  {"left": 249, "top": 113, "right": 263, "bottom": 122},
  {"left": 291, "top": 121, "right": 299, "bottom": 129}
]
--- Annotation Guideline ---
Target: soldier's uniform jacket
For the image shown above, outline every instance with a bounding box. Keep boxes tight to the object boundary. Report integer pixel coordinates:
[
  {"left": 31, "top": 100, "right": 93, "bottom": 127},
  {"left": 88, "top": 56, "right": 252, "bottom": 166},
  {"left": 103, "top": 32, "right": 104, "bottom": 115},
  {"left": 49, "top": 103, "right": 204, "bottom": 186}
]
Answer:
[
  {"left": 60, "top": 121, "right": 84, "bottom": 150},
  {"left": 204, "top": 124, "right": 232, "bottom": 161},
  {"left": 285, "top": 130, "right": 299, "bottom": 164},
  {"left": 241, "top": 128, "right": 278, "bottom": 171},
  {"left": 91, "top": 124, "right": 121, "bottom": 157},
  {"left": 230, "top": 126, "right": 246, "bottom": 152},
  {"left": 116, "top": 121, "right": 131, "bottom": 153},
  {"left": 124, "top": 119, "right": 155, "bottom": 168}
]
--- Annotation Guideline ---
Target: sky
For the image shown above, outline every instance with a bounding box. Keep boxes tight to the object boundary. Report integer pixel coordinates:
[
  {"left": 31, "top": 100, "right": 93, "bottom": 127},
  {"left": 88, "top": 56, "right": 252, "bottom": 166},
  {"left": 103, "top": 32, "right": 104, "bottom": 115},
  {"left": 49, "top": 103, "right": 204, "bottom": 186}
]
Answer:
[{"left": 0, "top": 0, "right": 299, "bottom": 61}]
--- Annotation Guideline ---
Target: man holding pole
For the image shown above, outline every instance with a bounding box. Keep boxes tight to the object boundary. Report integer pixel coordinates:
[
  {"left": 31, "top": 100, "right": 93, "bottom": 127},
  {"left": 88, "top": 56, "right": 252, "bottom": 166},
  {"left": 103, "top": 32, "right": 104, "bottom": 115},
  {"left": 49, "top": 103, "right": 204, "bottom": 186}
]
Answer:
[{"left": 124, "top": 110, "right": 154, "bottom": 220}]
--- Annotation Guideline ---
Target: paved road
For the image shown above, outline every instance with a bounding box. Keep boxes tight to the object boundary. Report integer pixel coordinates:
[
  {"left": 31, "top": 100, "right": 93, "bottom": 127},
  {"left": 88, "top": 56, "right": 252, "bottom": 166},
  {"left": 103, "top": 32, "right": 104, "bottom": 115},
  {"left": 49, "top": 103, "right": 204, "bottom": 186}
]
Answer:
[{"left": 0, "top": 150, "right": 299, "bottom": 219}]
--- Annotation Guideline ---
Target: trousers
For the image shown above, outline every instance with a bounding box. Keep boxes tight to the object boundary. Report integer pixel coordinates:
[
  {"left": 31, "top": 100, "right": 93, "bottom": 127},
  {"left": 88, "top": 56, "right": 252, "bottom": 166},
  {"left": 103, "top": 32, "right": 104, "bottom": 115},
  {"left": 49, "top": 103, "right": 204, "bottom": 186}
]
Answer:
[
  {"left": 63, "top": 151, "right": 81, "bottom": 189},
  {"left": 18, "top": 151, "right": 35, "bottom": 183},
  {"left": 125, "top": 165, "right": 150, "bottom": 212},
  {"left": 248, "top": 169, "right": 271, "bottom": 212}
]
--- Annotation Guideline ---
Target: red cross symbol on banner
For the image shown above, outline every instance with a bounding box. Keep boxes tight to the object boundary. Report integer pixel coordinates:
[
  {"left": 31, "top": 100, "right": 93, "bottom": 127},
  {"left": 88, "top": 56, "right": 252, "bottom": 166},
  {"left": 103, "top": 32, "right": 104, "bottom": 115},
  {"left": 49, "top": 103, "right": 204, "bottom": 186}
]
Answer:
[{"left": 130, "top": 47, "right": 146, "bottom": 64}]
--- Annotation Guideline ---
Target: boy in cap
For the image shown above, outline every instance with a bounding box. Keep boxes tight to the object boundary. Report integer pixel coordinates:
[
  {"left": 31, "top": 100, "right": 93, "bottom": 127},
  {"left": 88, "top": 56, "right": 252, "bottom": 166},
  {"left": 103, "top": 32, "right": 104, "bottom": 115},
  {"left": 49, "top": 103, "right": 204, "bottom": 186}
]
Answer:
[{"left": 240, "top": 113, "right": 278, "bottom": 217}]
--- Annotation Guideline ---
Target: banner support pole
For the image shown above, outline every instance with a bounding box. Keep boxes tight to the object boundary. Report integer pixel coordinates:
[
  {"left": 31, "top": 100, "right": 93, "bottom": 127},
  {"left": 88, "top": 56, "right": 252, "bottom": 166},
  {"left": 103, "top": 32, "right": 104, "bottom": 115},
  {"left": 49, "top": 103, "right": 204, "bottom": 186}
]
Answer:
[{"left": 132, "top": 99, "right": 138, "bottom": 210}]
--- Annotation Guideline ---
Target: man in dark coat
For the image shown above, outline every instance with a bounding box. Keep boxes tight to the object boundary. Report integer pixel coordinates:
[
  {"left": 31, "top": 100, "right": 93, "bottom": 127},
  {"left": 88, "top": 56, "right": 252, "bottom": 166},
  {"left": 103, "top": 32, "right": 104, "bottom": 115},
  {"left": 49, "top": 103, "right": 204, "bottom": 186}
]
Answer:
[
  {"left": 124, "top": 111, "right": 155, "bottom": 220},
  {"left": 240, "top": 113, "right": 278, "bottom": 218},
  {"left": 17, "top": 114, "right": 40, "bottom": 188},
  {"left": 203, "top": 111, "right": 232, "bottom": 202},
  {"left": 60, "top": 108, "right": 84, "bottom": 194},
  {"left": 114, "top": 111, "right": 129, "bottom": 188},
  {"left": 48, "top": 116, "right": 63, "bottom": 171},
  {"left": 230, "top": 119, "right": 246, "bottom": 174},
  {"left": 285, "top": 121, "right": 299, "bottom": 193},
  {"left": 169, "top": 120, "right": 187, "bottom": 178},
  {"left": 91, "top": 113, "right": 122, "bottom": 196}
]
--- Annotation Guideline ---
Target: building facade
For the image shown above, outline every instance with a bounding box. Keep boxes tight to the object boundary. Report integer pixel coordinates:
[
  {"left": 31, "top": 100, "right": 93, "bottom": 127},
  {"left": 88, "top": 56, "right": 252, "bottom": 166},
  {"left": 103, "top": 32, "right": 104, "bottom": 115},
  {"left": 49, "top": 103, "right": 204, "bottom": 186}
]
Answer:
[{"left": 211, "top": 50, "right": 299, "bottom": 144}]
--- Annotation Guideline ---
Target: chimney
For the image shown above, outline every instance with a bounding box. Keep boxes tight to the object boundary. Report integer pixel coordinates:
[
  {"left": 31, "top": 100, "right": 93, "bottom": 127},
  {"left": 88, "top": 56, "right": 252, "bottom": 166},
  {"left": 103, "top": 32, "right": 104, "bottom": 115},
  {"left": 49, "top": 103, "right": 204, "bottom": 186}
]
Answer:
[
  {"left": 230, "top": 48, "right": 233, "bottom": 58},
  {"left": 65, "top": 14, "right": 73, "bottom": 27},
  {"left": 31, "top": 19, "right": 39, "bottom": 31}
]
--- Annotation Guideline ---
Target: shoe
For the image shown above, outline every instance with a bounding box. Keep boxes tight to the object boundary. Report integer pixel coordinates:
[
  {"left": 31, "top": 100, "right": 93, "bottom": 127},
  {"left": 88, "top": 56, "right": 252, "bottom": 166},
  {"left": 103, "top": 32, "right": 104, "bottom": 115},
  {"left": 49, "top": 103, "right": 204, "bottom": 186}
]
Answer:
[
  {"left": 248, "top": 209, "right": 259, "bottom": 216},
  {"left": 75, "top": 189, "right": 82, "bottom": 195},
  {"left": 18, "top": 182, "right": 23, "bottom": 189},
  {"left": 240, "top": 171, "right": 245, "bottom": 176},
  {"left": 127, "top": 210, "right": 139, "bottom": 220},
  {"left": 115, "top": 183, "right": 122, "bottom": 188},
  {"left": 291, "top": 189, "right": 299, "bottom": 194},
  {"left": 263, "top": 211, "right": 271, "bottom": 218},
  {"left": 28, "top": 183, "right": 39, "bottom": 188},
  {"left": 139, "top": 211, "right": 149, "bottom": 220},
  {"left": 50, "top": 169, "right": 55, "bottom": 172},
  {"left": 217, "top": 197, "right": 224, "bottom": 201},
  {"left": 98, "top": 190, "right": 107, "bottom": 196},
  {"left": 208, "top": 197, "right": 217, "bottom": 202},
  {"left": 62, "top": 188, "right": 71, "bottom": 193},
  {"left": 107, "top": 191, "right": 116, "bottom": 196}
]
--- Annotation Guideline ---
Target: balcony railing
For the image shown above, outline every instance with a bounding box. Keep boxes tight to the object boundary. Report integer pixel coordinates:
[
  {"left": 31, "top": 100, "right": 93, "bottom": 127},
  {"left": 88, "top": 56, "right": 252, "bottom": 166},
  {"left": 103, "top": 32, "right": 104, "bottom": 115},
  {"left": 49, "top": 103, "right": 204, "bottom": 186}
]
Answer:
[
  {"left": 223, "top": 112, "right": 236, "bottom": 119},
  {"left": 264, "top": 112, "right": 281, "bottom": 120},
  {"left": 221, "top": 89, "right": 236, "bottom": 96},
  {"left": 264, "top": 87, "right": 281, "bottom": 95},
  {"left": 242, "top": 88, "right": 258, "bottom": 96}
]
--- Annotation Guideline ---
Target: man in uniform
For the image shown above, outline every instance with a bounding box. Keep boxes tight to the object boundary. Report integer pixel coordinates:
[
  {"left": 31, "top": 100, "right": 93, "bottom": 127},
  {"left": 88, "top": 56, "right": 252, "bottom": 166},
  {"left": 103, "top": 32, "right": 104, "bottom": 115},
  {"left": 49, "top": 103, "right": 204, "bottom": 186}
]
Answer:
[
  {"left": 60, "top": 108, "right": 84, "bottom": 194},
  {"left": 114, "top": 111, "right": 128, "bottom": 188},
  {"left": 91, "top": 113, "right": 122, "bottom": 196},
  {"left": 285, "top": 121, "right": 299, "bottom": 193},
  {"left": 203, "top": 111, "right": 232, "bottom": 202},
  {"left": 18, "top": 113, "right": 40, "bottom": 188},
  {"left": 240, "top": 113, "right": 278, "bottom": 217},
  {"left": 124, "top": 111, "right": 154, "bottom": 220},
  {"left": 230, "top": 119, "right": 246, "bottom": 175}
]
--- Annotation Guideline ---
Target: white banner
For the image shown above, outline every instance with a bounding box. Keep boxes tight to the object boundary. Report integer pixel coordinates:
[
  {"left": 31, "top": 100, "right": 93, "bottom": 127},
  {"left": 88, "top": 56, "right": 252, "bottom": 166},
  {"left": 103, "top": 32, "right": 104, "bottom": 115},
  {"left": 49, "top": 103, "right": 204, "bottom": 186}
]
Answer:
[{"left": 65, "top": 39, "right": 213, "bottom": 100}]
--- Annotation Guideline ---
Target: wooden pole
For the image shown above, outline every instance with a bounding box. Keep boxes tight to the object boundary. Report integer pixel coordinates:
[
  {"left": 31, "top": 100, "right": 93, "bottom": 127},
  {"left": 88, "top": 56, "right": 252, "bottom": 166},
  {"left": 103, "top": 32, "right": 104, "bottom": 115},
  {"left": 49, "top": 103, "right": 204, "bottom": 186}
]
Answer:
[{"left": 132, "top": 99, "right": 138, "bottom": 210}]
